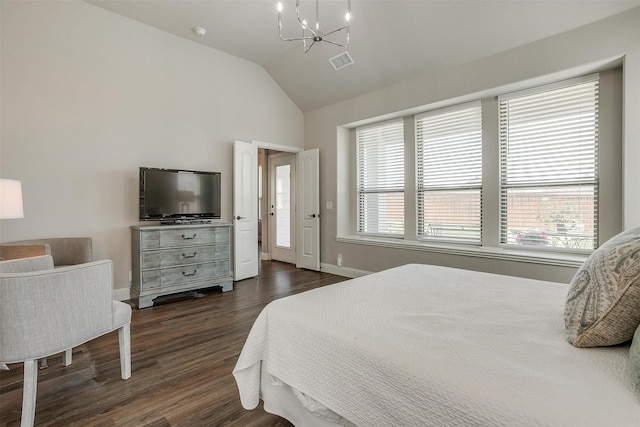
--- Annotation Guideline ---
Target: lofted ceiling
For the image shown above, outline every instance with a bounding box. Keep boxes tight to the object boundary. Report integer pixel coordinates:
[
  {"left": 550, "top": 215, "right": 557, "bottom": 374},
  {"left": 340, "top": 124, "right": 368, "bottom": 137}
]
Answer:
[{"left": 86, "top": 0, "right": 640, "bottom": 112}]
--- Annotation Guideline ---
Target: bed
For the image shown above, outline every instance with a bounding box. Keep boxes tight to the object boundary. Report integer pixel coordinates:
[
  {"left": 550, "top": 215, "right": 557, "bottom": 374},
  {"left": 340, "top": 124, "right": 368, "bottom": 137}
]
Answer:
[{"left": 233, "top": 263, "right": 640, "bottom": 426}]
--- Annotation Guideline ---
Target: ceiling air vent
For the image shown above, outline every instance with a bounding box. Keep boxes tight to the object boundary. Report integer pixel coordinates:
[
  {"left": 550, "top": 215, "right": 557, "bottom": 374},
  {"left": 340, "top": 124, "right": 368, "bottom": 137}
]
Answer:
[{"left": 329, "top": 52, "right": 355, "bottom": 71}]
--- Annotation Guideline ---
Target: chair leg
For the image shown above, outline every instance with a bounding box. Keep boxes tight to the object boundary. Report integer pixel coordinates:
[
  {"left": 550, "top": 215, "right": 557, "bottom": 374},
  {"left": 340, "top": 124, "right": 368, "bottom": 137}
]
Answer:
[
  {"left": 22, "top": 360, "right": 38, "bottom": 427},
  {"left": 62, "top": 349, "right": 72, "bottom": 367},
  {"left": 118, "top": 323, "right": 131, "bottom": 380}
]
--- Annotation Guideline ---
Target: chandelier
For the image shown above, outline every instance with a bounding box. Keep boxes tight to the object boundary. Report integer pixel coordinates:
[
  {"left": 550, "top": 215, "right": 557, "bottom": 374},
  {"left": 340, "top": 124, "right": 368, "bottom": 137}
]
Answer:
[{"left": 277, "top": 0, "right": 351, "bottom": 53}]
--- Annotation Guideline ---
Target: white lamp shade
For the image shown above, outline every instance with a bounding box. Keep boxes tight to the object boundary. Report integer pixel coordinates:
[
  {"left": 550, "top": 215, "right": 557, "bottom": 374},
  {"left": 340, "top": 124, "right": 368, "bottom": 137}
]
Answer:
[{"left": 0, "top": 179, "right": 25, "bottom": 219}]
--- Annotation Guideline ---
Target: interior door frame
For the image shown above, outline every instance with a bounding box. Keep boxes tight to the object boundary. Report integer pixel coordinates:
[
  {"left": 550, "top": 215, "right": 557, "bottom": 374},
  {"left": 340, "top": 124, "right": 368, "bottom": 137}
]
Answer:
[
  {"left": 250, "top": 141, "right": 321, "bottom": 271},
  {"left": 251, "top": 141, "right": 302, "bottom": 264},
  {"left": 268, "top": 152, "right": 297, "bottom": 264},
  {"left": 252, "top": 140, "right": 302, "bottom": 154}
]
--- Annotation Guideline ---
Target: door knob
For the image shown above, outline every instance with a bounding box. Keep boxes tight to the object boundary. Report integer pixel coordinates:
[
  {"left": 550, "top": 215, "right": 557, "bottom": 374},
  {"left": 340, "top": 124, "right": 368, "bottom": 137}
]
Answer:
[{"left": 236, "top": 215, "right": 246, "bottom": 220}]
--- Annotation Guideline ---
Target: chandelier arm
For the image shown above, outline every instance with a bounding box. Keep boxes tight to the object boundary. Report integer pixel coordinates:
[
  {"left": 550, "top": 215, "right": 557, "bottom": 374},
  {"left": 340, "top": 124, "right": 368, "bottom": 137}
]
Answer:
[
  {"left": 303, "top": 40, "right": 316, "bottom": 53},
  {"left": 279, "top": 35, "right": 316, "bottom": 42},
  {"left": 279, "top": 17, "right": 316, "bottom": 41},
  {"left": 315, "top": 0, "right": 320, "bottom": 35},
  {"left": 296, "top": 16, "right": 319, "bottom": 37},
  {"left": 322, "top": 39, "right": 347, "bottom": 48},
  {"left": 321, "top": 24, "right": 349, "bottom": 38}
]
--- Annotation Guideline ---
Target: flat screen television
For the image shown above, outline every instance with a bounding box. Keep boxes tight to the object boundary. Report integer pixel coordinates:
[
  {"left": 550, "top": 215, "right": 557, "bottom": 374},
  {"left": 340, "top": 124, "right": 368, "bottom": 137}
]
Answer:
[{"left": 139, "top": 167, "right": 221, "bottom": 223}]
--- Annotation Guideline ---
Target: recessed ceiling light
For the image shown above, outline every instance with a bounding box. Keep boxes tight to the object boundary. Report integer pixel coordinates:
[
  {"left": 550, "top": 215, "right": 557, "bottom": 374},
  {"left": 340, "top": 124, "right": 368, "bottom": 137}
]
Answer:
[{"left": 193, "top": 27, "right": 207, "bottom": 36}]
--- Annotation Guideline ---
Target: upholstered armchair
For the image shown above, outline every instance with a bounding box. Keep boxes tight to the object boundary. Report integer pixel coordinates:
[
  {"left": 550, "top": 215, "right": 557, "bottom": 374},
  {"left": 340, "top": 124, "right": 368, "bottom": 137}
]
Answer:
[
  {"left": 0, "top": 238, "right": 94, "bottom": 370},
  {"left": 0, "top": 255, "right": 131, "bottom": 427},
  {"left": 0, "top": 237, "right": 92, "bottom": 266}
]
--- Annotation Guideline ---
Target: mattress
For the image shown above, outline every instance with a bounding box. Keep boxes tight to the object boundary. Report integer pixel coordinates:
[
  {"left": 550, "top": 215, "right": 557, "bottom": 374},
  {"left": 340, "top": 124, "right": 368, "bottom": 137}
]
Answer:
[{"left": 233, "top": 264, "right": 640, "bottom": 426}]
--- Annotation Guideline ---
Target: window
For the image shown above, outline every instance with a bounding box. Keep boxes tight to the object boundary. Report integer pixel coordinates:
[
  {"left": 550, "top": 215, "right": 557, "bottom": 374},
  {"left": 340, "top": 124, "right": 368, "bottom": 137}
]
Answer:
[
  {"left": 499, "top": 75, "right": 599, "bottom": 250},
  {"left": 342, "top": 71, "right": 616, "bottom": 262},
  {"left": 416, "top": 102, "right": 482, "bottom": 244},
  {"left": 356, "top": 119, "right": 405, "bottom": 236}
]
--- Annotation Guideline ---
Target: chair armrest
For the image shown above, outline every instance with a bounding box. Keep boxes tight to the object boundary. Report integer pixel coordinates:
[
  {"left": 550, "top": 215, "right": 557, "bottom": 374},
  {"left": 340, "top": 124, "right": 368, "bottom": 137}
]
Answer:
[
  {"left": 0, "top": 244, "right": 49, "bottom": 261},
  {"left": 0, "top": 260, "right": 115, "bottom": 363},
  {"left": 0, "top": 238, "right": 92, "bottom": 266},
  {"left": 0, "top": 255, "right": 54, "bottom": 273}
]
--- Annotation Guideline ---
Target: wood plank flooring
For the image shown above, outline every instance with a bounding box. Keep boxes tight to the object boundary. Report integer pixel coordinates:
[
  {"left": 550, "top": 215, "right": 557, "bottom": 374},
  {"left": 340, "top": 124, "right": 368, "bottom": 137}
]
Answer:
[{"left": 0, "top": 261, "right": 348, "bottom": 426}]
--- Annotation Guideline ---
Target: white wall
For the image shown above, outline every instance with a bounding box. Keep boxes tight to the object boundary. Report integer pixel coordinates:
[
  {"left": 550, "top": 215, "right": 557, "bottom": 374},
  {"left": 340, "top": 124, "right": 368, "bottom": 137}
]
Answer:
[
  {"left": 306, "top": 7, "right": 640, "bottom": 282},
  {"left": 0, "top": 1, "right": 303, "bottom": 293}
]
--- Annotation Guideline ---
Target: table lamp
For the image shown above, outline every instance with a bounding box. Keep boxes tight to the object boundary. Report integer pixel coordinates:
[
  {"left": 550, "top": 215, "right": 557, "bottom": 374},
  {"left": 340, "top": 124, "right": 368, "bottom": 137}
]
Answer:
[{"left": 0, "top": 179, "right": 24, "bottom": 219}]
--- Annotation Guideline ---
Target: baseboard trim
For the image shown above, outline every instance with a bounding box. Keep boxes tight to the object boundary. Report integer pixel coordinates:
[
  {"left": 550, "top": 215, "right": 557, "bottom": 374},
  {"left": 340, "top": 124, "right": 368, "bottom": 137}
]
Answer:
[
  {"left": 113, "top": 287, "right": 131, "bottom": 302},
  {"left": 320, "top": 263, "right": 371, "bottom": 279},
  {"left": 112, "top": 266, "right": 369, "bottom": 300},
  {"left": 261, "top": 252, "right": 270, "bottom": 261}
]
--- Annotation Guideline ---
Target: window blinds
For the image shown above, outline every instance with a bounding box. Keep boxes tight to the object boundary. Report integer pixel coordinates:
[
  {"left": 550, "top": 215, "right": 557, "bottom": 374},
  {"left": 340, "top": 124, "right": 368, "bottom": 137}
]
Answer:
[
  {"left": 499, "top": 75, "right": 599, "bottom": 250},
  {"left": 356, "top": 119, "right": 405, "bottom": 236},
  {"left": 416, "top": 102, "right": 482, "bottom": 243}
]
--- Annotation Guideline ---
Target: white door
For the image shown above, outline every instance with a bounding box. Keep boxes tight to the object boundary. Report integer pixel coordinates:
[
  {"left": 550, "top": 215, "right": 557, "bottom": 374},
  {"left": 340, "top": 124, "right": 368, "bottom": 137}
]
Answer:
[
  {"left": 233, "top": 140, "right": 258, "bottom": 281},
  {"left": 269, "top": 153, "right": 297, "bottom": 264},
  {"left": 297, "top": 148, "right": 320, "bottom": 271}
]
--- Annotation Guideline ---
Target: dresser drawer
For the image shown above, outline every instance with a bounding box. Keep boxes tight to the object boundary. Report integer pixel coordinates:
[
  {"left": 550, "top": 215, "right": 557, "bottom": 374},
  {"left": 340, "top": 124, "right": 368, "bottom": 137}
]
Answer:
[
  {"left": 141, "top": 260, "right": 230, "bottom": 290},
  {"left": 140, "top": 227, "right": 229, "bottom": 249},
  {"left": 141, "top": 244, "right": 229, "bottom": 269}
]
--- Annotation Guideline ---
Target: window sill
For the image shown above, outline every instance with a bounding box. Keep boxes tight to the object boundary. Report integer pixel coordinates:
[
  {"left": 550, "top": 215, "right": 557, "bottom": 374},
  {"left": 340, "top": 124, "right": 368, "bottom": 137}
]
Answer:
[{"left": 336, "top": 234, "right": 588, "bottom": 268}]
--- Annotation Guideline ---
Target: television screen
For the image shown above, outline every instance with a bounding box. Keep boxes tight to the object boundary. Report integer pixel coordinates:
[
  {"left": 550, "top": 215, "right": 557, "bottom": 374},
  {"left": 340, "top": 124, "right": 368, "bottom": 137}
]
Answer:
[{"left": 139, "top": 167, "right": 221, "bottom": 222}]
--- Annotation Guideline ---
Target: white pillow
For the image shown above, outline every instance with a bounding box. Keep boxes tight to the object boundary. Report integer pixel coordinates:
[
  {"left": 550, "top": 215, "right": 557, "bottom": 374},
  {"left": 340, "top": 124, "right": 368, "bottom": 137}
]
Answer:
[{"left": 564, "top": 227, "right": 640, "bottom": 347}]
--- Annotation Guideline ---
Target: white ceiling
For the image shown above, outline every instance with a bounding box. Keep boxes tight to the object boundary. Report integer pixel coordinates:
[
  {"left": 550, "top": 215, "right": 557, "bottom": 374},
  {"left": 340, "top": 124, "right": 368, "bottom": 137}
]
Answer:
[{"left": 86, "top": 0, "right": 640, "bottom": 112}]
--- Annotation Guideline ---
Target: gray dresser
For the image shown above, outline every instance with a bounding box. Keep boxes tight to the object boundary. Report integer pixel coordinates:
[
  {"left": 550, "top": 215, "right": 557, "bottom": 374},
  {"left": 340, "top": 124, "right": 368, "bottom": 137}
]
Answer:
[{"left": 131, "top": 224, "right": 233, "bottom": 308}]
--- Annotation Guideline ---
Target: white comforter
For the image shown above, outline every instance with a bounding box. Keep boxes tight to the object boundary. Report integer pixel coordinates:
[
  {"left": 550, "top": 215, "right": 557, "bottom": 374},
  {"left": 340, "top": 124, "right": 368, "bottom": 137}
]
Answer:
[{"left": 233, "top": 264, "right": 640, "bottom": 426}]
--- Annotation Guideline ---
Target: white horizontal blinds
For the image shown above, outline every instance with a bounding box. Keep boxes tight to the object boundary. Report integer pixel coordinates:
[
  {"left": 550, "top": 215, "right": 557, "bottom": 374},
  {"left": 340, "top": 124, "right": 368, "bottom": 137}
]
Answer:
[
  {"left": 357, "top": 119, "right": 405, "bottom": 236},
  {"left": 499, "top": 75, "right": 599, "bottom": 250},
  {"left": 416, "top": 102, "right": 482, "bottom": 243}
]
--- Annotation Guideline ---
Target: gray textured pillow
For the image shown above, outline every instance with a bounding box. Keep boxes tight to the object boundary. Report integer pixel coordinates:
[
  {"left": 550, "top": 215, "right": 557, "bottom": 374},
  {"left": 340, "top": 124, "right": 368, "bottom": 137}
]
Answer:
[
  {"left": 564, "top": 227, "right": 640, "bottom": 347},
  {"left": 630, "top": 324, "right": 640, "bottom": 386}
]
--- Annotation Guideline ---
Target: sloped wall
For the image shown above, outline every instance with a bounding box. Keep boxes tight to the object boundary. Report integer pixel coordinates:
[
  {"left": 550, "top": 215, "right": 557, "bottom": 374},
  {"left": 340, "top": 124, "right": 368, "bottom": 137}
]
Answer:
[{"left": 0, "top": 1, "right": 303, "bottom": 293}]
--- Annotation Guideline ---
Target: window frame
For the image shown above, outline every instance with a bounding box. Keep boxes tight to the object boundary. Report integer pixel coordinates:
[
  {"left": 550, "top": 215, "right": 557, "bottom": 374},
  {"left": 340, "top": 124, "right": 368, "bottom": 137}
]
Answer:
[
  {"left": 415, "top": 101, "right": 483, "bottom": 245},
  {"left": 355, "top": 118, "right": 406, "bottom": 238},
  {"left": 498, "top": 74, "right": 599, "bottom": 253}
]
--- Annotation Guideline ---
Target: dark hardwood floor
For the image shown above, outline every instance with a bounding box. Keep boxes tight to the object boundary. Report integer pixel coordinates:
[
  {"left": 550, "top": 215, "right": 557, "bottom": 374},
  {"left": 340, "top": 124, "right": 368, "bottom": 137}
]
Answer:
[{"left": 0, "top": 261, "right": 348, "bottom": 426}]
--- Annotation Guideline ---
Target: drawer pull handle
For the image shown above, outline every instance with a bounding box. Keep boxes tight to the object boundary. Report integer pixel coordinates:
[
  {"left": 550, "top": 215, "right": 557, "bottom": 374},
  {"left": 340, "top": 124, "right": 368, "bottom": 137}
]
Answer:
[
  {"left": 181, "top": 252, "right": 197, "bottom": 259},
  {"left": 182, "top": 233, "right": 197, "bottom": 240},
  {"left": 182, "top": 269, "right": 198, "bottom": 277}
]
